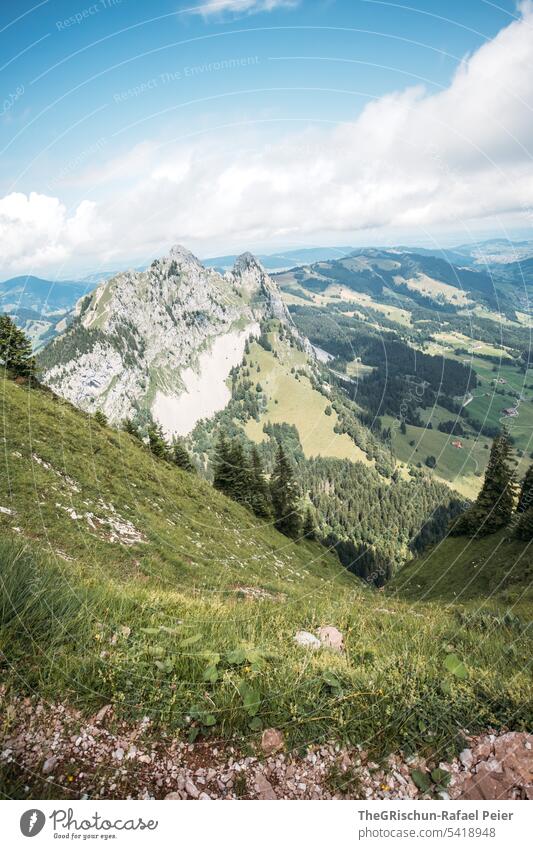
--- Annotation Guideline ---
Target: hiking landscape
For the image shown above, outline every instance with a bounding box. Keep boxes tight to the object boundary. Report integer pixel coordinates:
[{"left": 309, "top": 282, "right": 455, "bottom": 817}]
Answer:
[{"left": 0, "top": 0, "right": 532, "bottom": 807}]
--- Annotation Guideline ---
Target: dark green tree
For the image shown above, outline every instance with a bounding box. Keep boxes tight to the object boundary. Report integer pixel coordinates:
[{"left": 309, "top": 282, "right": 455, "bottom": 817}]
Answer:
[
  {"left": 515, "top": 506, "right": 533, "bottom": 540},
  {"left": 94, "top": 410, "right": 108, "bottom": 427},
  {"left": 303, "top": 505, "right": 316, "bottom": 540},
  {"left": 213, "top": 432, "right": 235, "bottom": 498},
  {"left": 248, "top": 445, "right": 271, "bottom": 518},
  {"left": 517, "top": 464, "right": 533, "bottom": 514},
  {"left": 270, "top": 441, "right": 301, "bottom": 539},
  {"left": 122, "top": 418, "right": 140, "bottom": 439},
  {"left": 452, "top": 431, "right": 517, "bottom": 536},
  {"left": 226, "top": 439, "right": 253, "bottom": 507},
  {"left": 0, "top": 314, "right": 37, "bottom": 379},
  {"left": 148, "top": 423, "right": 169, "bottom": 460},
  {"left": 172, "top": 438, "right": 196, "bottom": 473}
]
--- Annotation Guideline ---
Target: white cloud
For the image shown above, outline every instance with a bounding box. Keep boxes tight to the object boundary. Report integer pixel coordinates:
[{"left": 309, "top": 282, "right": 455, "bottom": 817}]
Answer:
[
  {"left": 189, "top": 0, "right": 298, "bottom": 17},
  {"left": 2, "top": 4, "right": 533, "bottom": 275}
]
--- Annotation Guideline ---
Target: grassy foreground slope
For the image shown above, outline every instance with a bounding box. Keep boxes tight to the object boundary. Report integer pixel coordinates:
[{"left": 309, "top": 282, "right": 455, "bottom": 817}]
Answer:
[{"left": 0, "top": 379, "right": 532, "bottom": 766}]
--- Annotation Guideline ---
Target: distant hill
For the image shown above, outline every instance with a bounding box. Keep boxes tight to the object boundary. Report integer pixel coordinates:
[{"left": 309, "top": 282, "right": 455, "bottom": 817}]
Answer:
[
  {"left": 275, "top": 248, "right": 515, "bottom": 313},
  {"left": 0, "top": 275, "right": 88, "bottom": 315},
  {"left": 0, "top": 275, "right": 90, "bottom": 349},
  {"left": 38, "top": 246, "right": 301, "bottom": 430},
  {"left": 204, "top": 246, "right": 355, "bottom": 271}
]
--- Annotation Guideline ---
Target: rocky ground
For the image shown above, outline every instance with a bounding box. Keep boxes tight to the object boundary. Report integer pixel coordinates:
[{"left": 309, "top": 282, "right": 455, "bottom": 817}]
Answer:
[{"left": 1, "top": 690, "right": 531, "bottom": 801}]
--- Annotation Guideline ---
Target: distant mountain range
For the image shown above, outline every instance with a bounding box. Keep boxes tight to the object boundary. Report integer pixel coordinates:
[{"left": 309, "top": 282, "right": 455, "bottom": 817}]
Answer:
[
  {"left": 2, "top": 238, "right": 532, "bottom": 351},
  {"left": 0, "top": 276, "right": 91, "bottom": 349},
  {"left": 203, "top": 246, "right": 356, "bottom": 271}
]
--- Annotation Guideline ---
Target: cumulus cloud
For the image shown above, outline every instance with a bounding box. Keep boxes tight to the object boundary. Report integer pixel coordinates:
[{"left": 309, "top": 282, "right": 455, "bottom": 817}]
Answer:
[
  {"left": 2, "top": 4, "right": 533, "bottom": 275},
  {"left": 188, "top": 0, "right": 298, "bottom": 17}
]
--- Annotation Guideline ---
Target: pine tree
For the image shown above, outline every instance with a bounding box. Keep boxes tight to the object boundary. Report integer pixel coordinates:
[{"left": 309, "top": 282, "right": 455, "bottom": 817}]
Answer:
[
  {"left": 213, "top": 432, "right": 235, "bottom": 498},
  {"left": 303, "top": 505, "right": 316, "bottom": 540},
  {"left": 0, "top": 314, "right": 37, "bottom": 379},
  {"left": 226, "top": 439, "right": 253, "bottom": 506},
  {"left": 172, "top": 438, "right": 196, "bottom": 473},
  {"left": 248, "top": 445, "right": 271, "bottom": 518},
  {"left": 516, "top": 506, "right": 533, "bottom": 540},
  {"left": 270, "top": 441, "right": 301, "bottom": 539},
  {"left": 147, "top": 423, "right": 169, "bottom": 460},
  {"left": 123, "top": 418, "right": 140, "bottom": 439},
  {"left": 94, "top": 410, "right": 108, "bottom": 427},
  {"left": 517, "top": 464, "right": 533, "bottom": 514},
  {"left": 452, "top": 431, "right": 517, "bottom": 536}
]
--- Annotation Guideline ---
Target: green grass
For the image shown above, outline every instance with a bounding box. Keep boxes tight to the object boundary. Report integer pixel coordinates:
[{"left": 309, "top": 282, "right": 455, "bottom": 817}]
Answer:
[
  {"left": 390, "top": 531, "right": 533, "bottom": 610},
  {"left": 243, "top": 341, "right": 372, "bottom": 464},
  {"left": 0, "top": 379, "right": 532, "bottom": 787},
  {"left": 383, "top": 413, "right": 489, "bottom": 499}
]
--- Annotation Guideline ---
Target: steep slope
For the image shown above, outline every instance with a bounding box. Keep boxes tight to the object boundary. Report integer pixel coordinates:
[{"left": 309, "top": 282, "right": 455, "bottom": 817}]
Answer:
[
  {"left": 39, "top": 247, "right": 299, "bottom": 434},
  {"left": 390, "top": 531, "right": 533, "bottom": 609},
  {"left": 1, "top": 378, "right": 531, "bottom": 785}
]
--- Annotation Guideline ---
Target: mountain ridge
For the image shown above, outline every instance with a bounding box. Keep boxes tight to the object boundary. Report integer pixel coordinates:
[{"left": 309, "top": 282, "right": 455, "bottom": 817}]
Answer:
[{"left": 39, "top": 245, "right": 308, "bottom": 434}]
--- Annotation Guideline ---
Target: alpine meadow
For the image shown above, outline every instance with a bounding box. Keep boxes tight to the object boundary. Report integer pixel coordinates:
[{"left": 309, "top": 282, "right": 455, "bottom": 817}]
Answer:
[{"left": 0, "top": 0, "right": 532, "bottom": 813}]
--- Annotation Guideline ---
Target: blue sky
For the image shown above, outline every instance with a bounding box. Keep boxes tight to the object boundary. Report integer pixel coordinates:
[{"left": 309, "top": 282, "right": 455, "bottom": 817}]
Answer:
[{"left": 0, "top": 0, "right": 532, "bottom": 276}]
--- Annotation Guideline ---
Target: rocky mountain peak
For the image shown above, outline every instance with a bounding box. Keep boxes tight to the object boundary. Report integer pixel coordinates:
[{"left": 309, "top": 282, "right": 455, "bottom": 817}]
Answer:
[
  {"left": 165, "top": 244, "right": 204, "bottom": 271},
  {"left": 40, "top": 242, "right": 312, "bottom": 433},
  {"left": 232, "top": 252, "right": 263, "bottom": 275}
]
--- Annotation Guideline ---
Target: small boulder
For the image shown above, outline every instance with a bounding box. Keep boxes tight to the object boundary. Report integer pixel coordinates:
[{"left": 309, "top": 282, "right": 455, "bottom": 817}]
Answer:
[
  {"left": 185, "top": 779, "right": 200, "bottom": 799},
  {"left": 254, "top": 772, "right": 277, "bottom": 800},
  {"left": 459, "top": 749, "right": 473, "bottom": 769},
  {"left": 261, "top": 728, "right": 284, "bottom": 756},
  {"left": 294, "top": 631, "right": 321, "bottom": 650},
  {"left": 317, "top": 626, "right": 344, "bottom": 652},
  {"left": 165, "top": 792, "right": 182, "bottom": 800},
  {"left": 42, "top": 756, "right": 57, "bottom": 775}
]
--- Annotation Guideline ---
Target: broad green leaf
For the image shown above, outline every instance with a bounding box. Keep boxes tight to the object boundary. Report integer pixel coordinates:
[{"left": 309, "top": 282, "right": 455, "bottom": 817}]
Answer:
[
  {"left": 202, "top": 713, "right": 217, "bottom": 727},
  {"left": 146, "top": 645, "right": 165, "bottom": 658},
  {"left": 431, "top": 767, "right": 451, "bottom": 787},
  {"left": 322, "top": 671, "right": 341, "bottom": 690},
  {"left": 226, "top": 648, "right": 246, "bottom": 665},
  {"left": 203, "top": 664, "right": 219, "bottom": 684},
  {"left": 155, "top": 657, "right": 173, "bottom": 673},
  {"left": 188, "top": 727, "right": 199, "bottom": 743},
  {"left": 180, "top": 634, "right": 202, "bottom": 648},
  {"left": 248, "top": 716, "right": 263, "bottom": 731},
  {"left": 444, "top": 653, "right": 467, "bottom": 679},
  {"left": 141, "top": 627, "right": 160, "bottom": 636},
  {"left": 411, "top": 769, "right": 431, "bottom": 792},
  {"left": 239, "top": 682, "right": 261, "bottom": 716}
]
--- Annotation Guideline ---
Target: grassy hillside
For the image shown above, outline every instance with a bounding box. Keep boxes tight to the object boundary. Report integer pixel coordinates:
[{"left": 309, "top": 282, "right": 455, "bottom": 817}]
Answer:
[
  {"left": 1, "top": 378, "right": 532, "bottom": 781},
  {"left": 243, "top": 338, "right": 373, "bottom": 464},
  {"left": 390, "top": 531, "right": 533, "bottom": 611}
]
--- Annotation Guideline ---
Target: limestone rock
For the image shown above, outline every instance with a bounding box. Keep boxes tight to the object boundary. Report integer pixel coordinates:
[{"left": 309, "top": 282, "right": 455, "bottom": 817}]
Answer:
[
  {"left": 294, "top": 630, "right": 321, "bottom": 649},
  {"left": 317, "top": 626, "right": 344, "bottom": 652},
  {"left": 261, "top": 728, "right": 284, "bottom": 756}
]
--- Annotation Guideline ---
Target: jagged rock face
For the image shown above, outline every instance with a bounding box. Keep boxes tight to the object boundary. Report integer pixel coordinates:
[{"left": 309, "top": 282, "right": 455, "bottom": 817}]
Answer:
[{"left": 41, "top": 245, "right": 302, "bottom": 434}]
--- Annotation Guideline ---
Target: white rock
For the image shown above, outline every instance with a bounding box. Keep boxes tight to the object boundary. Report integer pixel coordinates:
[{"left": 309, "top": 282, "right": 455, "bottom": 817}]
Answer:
[
  {"left": 185, "top": 779, "right": 200, "bottom": 799},
  {"left": 459, "top": 749, "right": 473, "bottom": 769},
  {"left": 42, "top": 757, "right": 57, "bottom": 775},
  {"left": 294, "top": 631, "right": 321, "bottom": 649}
]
